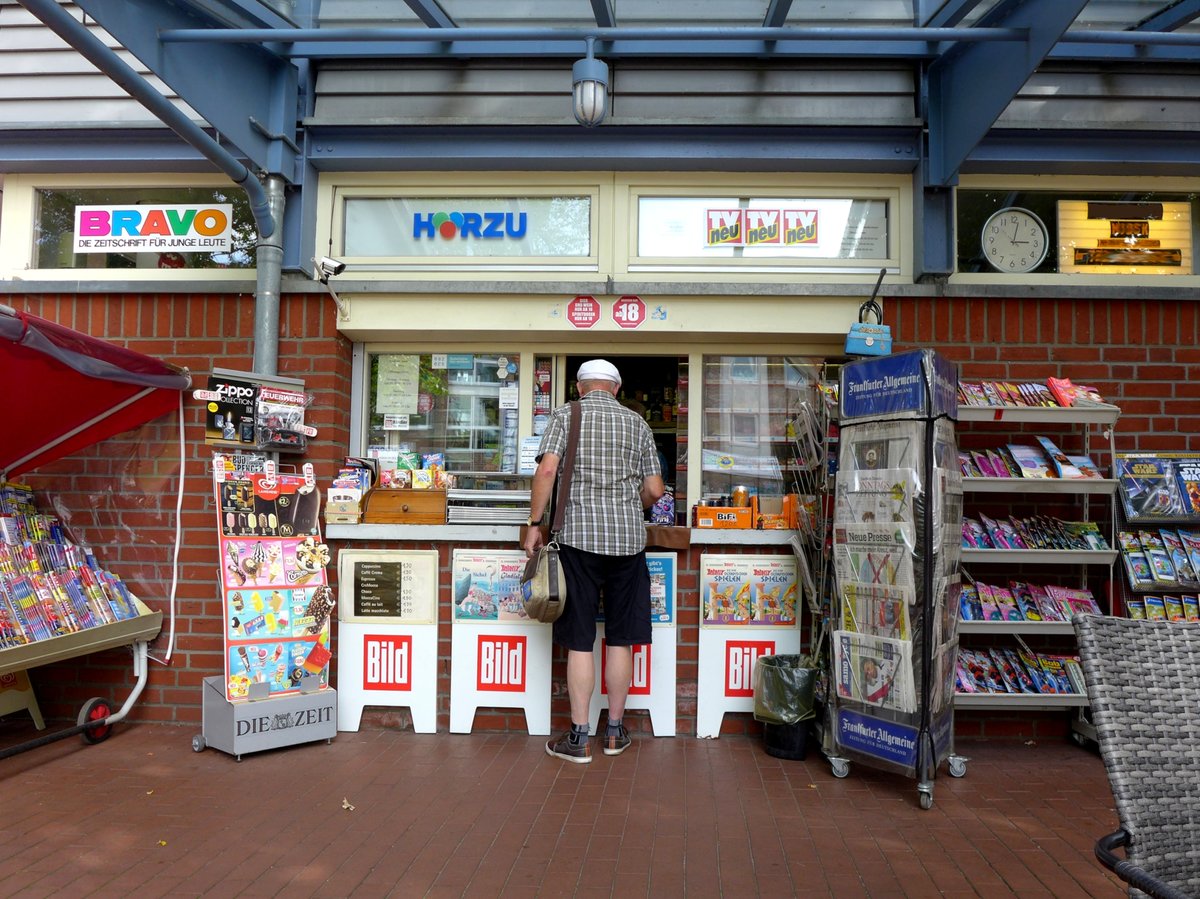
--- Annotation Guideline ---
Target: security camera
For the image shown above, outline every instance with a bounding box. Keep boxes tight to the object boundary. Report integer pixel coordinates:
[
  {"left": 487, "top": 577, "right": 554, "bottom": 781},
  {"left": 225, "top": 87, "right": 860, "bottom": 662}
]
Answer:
[{"left": 317, "top": 256, "right": 346, "bottom": 279}]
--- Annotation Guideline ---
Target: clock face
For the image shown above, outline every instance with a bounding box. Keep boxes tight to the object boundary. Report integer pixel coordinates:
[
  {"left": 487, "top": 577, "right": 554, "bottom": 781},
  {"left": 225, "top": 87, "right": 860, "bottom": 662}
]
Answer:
[{"left": 982, "top": 207, "right": 1049, "bottom": 273}]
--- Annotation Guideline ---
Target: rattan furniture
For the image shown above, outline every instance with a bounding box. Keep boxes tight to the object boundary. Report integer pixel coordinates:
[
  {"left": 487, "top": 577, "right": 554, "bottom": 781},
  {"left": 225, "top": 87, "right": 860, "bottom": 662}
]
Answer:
[{"left": 1074, "top": 614, "right": 1200, "bottom": 899}]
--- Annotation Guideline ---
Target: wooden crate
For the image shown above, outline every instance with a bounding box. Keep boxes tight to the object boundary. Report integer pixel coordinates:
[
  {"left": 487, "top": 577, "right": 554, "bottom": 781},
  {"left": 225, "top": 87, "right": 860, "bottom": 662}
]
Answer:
[{"left": 362, "top": 488, "right": 447, "bottom": 524}]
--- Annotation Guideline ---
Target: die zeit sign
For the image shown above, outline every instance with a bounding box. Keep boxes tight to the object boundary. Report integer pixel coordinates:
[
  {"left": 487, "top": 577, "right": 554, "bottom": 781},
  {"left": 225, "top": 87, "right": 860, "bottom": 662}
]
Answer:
[{"left": 612, "top": 295, "right": 646, "bottom": 329}]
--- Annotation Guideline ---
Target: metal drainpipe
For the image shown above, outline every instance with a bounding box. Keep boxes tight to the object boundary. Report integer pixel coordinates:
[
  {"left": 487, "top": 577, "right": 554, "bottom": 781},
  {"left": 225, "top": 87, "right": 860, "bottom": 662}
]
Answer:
[
  {"left": 15, "top": 0, "right": 276, "bottom": 241},
  {"left": 253, "top": 176, "right": 285, "bottom": 377}
]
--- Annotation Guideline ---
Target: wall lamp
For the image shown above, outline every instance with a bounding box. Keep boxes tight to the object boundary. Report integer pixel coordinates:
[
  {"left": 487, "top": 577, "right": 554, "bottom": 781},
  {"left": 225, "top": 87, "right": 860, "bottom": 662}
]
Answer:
[{"left": 572, "top": 37, "right": 608, "bottom": 127}]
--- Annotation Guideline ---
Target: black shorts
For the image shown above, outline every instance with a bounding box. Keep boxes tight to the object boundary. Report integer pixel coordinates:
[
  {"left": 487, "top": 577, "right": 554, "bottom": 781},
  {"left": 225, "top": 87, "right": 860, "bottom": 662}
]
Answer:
[{"left": 554, "top": 544, "right": 652, "bottom": 652}]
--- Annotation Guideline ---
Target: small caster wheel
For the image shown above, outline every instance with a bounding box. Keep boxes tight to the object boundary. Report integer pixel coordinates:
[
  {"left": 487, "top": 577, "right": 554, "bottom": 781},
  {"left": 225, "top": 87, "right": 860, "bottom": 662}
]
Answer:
[
  {"left": 830, "top": 758, "right": 850, "bottom": 779},
  {"left": 192, "top": 734, "right": 206, "bottom": 752},
  {"left": 78, "top": 697, "right": 114, "bottom": 745},
  {"left": 1071, "top": 731, "right": 1088, "bottom": 747},
  {"left": 948, "top": 756, "right": 967, "bottom": 778},
  {"left": 919, "top": 792, "right": 933, "bottom": 810}
]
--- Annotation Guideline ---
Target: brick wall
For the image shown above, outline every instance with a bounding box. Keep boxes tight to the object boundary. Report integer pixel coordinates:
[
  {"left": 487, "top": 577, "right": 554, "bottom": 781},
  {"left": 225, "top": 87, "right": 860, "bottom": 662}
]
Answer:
[{"left": 6, "top": 291, "right": 1197, "bottom": 742}]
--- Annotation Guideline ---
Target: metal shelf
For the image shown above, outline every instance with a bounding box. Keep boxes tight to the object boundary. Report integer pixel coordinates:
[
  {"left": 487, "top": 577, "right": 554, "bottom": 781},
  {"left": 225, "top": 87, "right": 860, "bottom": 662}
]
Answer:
[
  {"left": 954, "top": 692, "right": 1088, "bottom": 709},
  {"left": 957, "top": 405, "right": 1120, "bottom": 426},
  {"left": 962, "top": 548, "right": 1118, "bottom": 565},
  {"left": 963, "top": 477, "right": 1117, "bottom": 496},
  {"left": 958, "top": 620, "right": 1077, "bottom": 635}
]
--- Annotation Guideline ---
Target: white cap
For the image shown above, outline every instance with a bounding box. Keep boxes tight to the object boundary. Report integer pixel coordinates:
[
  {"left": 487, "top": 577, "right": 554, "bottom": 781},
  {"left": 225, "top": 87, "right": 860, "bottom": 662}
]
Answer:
[{"left": 577, "top": 358, "right": 621, "bottom": 386}]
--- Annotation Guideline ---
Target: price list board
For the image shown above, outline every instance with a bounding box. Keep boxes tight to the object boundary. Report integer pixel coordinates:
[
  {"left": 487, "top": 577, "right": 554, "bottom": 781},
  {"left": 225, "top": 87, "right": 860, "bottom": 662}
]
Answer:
[{"left": 338, "top": 550, "right": 439, "bottom": 625}]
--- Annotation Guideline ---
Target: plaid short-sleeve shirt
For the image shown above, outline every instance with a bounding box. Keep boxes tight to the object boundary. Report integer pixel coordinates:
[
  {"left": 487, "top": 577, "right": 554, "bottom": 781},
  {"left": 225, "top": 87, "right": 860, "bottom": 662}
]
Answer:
[{"left": 536, "top": 389, "right": 661, "bottom": 556}]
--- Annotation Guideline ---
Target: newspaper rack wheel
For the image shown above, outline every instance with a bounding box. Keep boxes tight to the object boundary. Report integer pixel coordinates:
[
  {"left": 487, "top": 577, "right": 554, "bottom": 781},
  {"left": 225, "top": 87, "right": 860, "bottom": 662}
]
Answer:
[
  {"left": 192, "top": 734, "right": 206, "bottom": 753},
  {"left": 77, "top": 697, "right": 114, "bottom": 745},
  {"left": 948, "top": 755, "right": 968, "bottom": 778},
  {"left": 829, "top": 758, "right": 850, "bottom": 779},
  {"left": 919, "top": 790, "right": 933, "bottom": 810}
]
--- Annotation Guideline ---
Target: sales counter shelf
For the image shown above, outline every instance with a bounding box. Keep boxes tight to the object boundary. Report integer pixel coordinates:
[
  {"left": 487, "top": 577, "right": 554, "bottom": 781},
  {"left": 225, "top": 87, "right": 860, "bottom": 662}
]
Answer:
[
  {"left": 963, "top": 478, "right": 1117, "bottom": 496},
  {"left": 958, "top": 620, "right": 1076, "bottom": 635},
  {"left": 326, "top": 523, "right": 796, "bottom": 546}
]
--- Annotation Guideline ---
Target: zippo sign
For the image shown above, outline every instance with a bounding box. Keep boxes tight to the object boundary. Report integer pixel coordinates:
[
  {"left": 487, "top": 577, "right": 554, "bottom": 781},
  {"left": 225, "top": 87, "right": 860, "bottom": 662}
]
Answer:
[
  {"left": 477, "top": 634, "right": 527, "bottom": 692},
  {"left": 362, "top": 634, "right": 411, "bottom": 691},
  {"left": 725, "top": 640, "right": 775, "bottom": 697}
]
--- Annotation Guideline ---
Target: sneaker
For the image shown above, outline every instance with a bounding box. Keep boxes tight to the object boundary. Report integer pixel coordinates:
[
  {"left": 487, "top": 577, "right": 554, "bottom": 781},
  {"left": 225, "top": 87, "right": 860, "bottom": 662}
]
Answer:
[
  {"left": 546, "top": 732, "right": 591, "bottom": 763},
  {"left": 602, "top": 724, "right": 631, "bottom": 756}
]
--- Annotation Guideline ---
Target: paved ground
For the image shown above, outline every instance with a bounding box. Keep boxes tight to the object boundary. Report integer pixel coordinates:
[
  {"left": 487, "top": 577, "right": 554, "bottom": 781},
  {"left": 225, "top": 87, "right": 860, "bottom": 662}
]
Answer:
[{"left": 0, "top": 716, "right": 1122, "bottom": 897}]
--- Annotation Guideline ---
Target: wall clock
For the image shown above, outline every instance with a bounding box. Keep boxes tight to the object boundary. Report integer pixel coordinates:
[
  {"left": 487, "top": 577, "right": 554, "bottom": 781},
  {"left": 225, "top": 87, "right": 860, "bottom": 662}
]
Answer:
[{"left": 981, "top": 207, "right": 1049, "bottom": 273}]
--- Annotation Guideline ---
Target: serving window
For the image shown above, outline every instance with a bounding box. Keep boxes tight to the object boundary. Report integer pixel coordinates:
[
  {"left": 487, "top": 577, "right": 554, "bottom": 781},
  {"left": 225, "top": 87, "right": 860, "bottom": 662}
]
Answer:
[{"left": 366, "top": 352, "right": 521, "bottom": 478}]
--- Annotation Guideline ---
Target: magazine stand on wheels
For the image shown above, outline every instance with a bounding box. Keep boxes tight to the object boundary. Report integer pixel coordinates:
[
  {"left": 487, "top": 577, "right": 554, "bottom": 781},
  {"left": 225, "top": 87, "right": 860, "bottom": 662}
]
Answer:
[
  {"left": 0, "top": 306, "right": 188, "bottom": 759},
  {"left": 825, "top": 349, "right": 965, "bottom": 809}
]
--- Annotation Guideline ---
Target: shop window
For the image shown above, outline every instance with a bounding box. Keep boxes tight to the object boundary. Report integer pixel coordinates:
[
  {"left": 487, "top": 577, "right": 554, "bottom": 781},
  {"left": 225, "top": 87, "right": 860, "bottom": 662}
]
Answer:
[
  {"left": 957, "top": 189, "right": 1199, "bottom": 276},
  {"left": 699, "top": 355, "right": 824, "bottom": 506},
  {"left": 343, "top": 196, "right": 591, "bottom": 259},
  {"left": 33, "top": 186, "right": 257, "bottom": 270},
  {"left": 633, "top": 194, "right": 891, "bottom": 270},
  {"left": 366, "top": 352, "right": 520, "bottom": 476}
]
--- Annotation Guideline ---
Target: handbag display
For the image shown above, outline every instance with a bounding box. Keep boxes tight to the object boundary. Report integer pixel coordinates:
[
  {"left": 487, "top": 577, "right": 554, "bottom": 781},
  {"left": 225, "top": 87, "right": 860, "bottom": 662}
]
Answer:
[
  {"left": 520, "top": 401, "right": 580, "bottom": 623},
  {"left": 844, "top": 267, "right": 892, "bottom": 356}
]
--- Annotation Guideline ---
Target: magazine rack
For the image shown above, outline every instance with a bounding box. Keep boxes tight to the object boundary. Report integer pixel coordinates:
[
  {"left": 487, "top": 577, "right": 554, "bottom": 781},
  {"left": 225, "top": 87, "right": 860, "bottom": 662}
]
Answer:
[
  {"left": 826, "top": 349, "right": 965, "bottom": 809},
  {"left": 1074, "top": 615, "right": 1200, "bottom": 899}
]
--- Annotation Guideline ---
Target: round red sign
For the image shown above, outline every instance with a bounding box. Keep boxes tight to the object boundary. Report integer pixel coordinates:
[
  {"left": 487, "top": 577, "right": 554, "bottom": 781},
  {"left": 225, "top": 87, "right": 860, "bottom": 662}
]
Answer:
[{"left": 566, "top": 295, "right": 600, "bottom": 329}]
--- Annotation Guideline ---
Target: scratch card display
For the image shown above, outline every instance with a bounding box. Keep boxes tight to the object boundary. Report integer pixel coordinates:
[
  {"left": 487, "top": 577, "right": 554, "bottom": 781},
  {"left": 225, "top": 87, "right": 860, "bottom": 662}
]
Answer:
[{"left": 213, "top": 457, "right": 333, "bottom": 701}]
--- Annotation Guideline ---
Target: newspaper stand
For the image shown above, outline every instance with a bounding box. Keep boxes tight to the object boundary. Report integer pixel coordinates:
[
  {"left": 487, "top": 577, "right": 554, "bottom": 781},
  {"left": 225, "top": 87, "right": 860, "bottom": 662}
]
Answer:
[{"left": 826, "top": 349, "right": 966, "bottom": 808}]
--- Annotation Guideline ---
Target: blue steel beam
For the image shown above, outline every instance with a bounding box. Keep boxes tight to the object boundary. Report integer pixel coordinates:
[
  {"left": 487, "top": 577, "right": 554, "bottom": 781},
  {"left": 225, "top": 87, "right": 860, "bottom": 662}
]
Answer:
[
  {"left": 300, "top": 125, "right": 922, "bottom": 173},
  {"left": 763, "top": 0, "right": 794, "bottom": 28},
  {"left": 1134, "top": 0, "right": 1200, "bottom": 32},
  {"left": 965, "top": 129, "right": 1200, "bottom": 175},
  {"left": 590, "top": 0, "right": 617, "bottom": 29},
  {"left": 925, "top": 0, "right": 1089, "bottom": 188},
  {"left": 916, "top": 0, "right": 987, "bottom": 28},
  {"left": 74, "top": 0, "right": 300, "bottom": 178},
  {"left": 402, "top": 0, "right": 455, "bottom": 29}
]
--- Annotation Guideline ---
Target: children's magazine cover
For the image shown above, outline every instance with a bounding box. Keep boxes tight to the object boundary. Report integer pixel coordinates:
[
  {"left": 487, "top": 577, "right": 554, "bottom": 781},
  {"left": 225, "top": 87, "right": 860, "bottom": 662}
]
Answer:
[
  {"left": 451, "top": 550, "right": 527, "bottom": 621},
  {"left": 1117, "top": 454, "right": 1188, "bottom": 520},
  {"left": 1164, "top": 594, "right": 1187, "bottom": 622},
  {"left": 1125, "top": 597, "right": 1147, "bottom": 620},
  {"left": 1160, "top": 529, "right": 1199, "bottom": 587},
  {"left": 1035, "top": 436, "right": 1084, "bottom": 479},
  {"left": 1007, "top": 444, "right": 1053, "bottom": 478},
  {"left": 1183, "top": 595, "right": 1200, "bottom": 622},
  {"left": 1144, "top": 595, "right": 1168, "bottom": 620},
  {"left": 1174, "top": 456, "right": 1200, "bottom": 517},
  {"left": 700, "top": 555, "right": 797, "bottom": 626}
]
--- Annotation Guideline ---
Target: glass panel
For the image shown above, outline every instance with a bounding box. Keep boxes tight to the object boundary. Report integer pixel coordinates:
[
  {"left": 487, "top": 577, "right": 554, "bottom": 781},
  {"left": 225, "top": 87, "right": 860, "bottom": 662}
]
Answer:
[
  {"left": 699, "top": 355, "right": 825, "bottom": 506},
  {"left": 957, "top": 189, "right": 1200, "bottom": 275},
  {"left": 366, "top": 352, "right": 520, "bottom": 476},
  {"left": 344, "top": 196, "right": 591, "bottom": 257},
  {"left": 33, "top": 186, "right": 257, "bottom": 270},
  {"left": 637, "top": 196, "right": 888, "bottom": 260}
]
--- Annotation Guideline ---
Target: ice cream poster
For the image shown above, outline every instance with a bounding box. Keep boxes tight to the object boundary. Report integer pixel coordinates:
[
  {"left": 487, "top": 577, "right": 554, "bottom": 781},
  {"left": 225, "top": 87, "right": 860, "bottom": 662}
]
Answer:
[
  {"left": 700, "top": 554, "right": 797, "bottom": 627},
  {"left": 215, "top": 462, "right": 334, "bottom": 701},
  {"left": 452, "top": 550, "right": 528, "bottom": 621}
]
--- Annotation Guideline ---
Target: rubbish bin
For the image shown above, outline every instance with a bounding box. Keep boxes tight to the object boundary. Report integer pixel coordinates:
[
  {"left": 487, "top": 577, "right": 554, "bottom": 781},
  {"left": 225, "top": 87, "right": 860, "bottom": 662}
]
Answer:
[{"left": 753, "top": 654, "right": 817, "bottom": 760}]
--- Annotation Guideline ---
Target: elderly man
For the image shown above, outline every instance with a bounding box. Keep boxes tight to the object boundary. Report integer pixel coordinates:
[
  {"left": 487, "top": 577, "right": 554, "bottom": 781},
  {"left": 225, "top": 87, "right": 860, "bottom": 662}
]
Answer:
[{"left": 522, "top": 359, "right": 665, "bottom": 762}]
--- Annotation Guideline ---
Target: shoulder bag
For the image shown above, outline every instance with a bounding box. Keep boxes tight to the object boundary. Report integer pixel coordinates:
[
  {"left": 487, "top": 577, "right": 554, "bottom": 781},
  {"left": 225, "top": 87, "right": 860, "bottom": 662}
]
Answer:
[{"left": 520, "top": 401, "right": 580, "bottom": 623}]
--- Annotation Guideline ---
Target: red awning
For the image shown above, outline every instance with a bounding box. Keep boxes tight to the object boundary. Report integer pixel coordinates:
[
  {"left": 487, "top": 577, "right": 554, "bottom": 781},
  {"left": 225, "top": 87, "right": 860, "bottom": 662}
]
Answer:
[{"left": 1, "top": 305, "right": 192, "bottom": 477}]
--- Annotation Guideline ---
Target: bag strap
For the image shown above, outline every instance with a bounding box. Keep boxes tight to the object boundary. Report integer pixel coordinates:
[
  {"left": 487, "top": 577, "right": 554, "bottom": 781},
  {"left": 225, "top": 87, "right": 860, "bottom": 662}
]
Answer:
[
  {"left": 549, "top": 401, "right": 580, "bottom": 537},
  {"left": 858, "top": 267, "right": 887, "bottom": 323}
]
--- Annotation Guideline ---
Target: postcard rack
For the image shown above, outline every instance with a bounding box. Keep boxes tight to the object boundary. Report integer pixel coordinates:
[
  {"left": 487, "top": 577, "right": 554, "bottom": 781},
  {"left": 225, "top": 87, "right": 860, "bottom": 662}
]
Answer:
[{"left": 824, "top": 349, "right": 966, "bottom": 809}]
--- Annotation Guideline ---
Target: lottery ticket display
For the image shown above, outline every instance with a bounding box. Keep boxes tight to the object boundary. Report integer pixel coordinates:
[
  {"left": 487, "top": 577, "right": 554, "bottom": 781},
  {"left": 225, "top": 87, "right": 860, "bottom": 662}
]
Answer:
[{"left": 213, "top": 454, "right": 334, "bottom": 701}]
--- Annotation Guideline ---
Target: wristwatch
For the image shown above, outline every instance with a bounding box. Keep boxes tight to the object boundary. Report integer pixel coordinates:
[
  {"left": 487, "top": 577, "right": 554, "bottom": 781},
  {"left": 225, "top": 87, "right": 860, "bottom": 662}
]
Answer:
[{"left": 527, "top": 514, "right": 542, "bottom": 527}]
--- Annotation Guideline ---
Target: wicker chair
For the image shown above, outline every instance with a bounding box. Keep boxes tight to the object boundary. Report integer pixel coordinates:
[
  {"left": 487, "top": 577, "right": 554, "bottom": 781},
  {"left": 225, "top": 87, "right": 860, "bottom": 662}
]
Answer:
[{"left": 1074, "top": 614, "right": 1200, "bottom": 899}]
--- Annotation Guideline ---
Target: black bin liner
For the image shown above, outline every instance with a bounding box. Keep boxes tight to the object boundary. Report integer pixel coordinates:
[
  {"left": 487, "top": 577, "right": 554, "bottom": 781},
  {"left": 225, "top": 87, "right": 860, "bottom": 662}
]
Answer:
[{"left": 753, "top": 654, "right": 816, "bottom": 761}]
